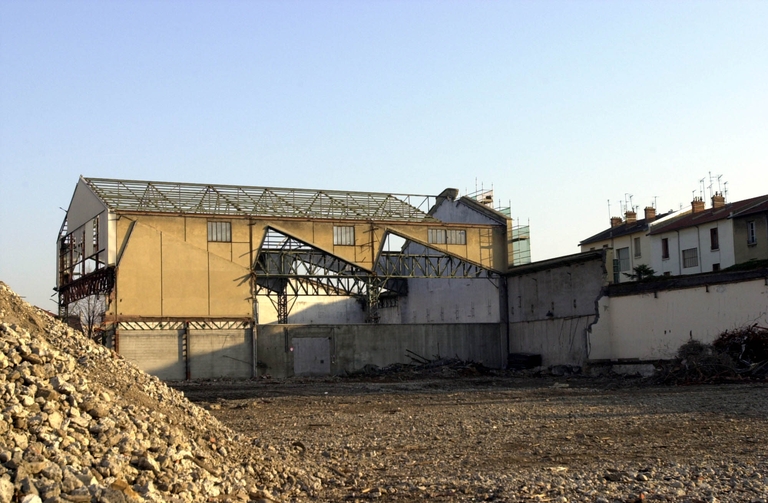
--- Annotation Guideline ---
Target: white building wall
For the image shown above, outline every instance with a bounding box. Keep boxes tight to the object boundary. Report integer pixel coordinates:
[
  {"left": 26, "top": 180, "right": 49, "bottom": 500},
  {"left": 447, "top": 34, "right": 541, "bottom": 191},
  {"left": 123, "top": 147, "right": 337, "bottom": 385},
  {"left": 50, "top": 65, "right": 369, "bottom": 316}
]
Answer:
[
  {"left": 652, "top": 231, "right": 682, "bottom": 276},
  {"left": 699, "top": 219, "right": 735, "bottom": 272},
  {"left": 588, "top": 277, "right": 768, "bottom": 361},
  {"left": 651, "top": 219, "right": 737, "bottom": 277},
  {"left": 398, "top": 278, "right": 500, "bottom": 324}
]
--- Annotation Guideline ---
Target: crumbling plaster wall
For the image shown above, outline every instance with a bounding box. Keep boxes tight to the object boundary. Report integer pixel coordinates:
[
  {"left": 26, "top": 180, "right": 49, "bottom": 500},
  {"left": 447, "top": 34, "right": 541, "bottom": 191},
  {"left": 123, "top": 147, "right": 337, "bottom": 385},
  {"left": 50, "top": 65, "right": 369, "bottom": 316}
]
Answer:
[{"left": 507, "top": 253, "right": 607, "bottom": 367}]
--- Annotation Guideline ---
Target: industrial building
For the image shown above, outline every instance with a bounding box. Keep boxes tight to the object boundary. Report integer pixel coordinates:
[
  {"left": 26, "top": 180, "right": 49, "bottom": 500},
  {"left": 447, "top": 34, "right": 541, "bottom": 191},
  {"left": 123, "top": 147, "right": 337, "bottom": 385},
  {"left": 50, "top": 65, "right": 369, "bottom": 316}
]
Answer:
[{"left": 57, "top": 177, "right": 529, "bottom": 379}]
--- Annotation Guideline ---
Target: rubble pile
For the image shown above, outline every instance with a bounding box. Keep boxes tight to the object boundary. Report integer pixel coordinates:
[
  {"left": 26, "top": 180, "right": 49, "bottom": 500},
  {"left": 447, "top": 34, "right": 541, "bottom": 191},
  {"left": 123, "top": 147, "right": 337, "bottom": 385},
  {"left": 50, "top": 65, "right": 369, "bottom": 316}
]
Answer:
[
  {"left": 0, "top": 282, "right": 321, "bottom": 503},
  {"left": 347, "top": 354, "right": 492, "bottom": 379},
  {"left": 712, "top": 324, "right": 768, "bottom": 376},
  {"left": 654, "top": 325, "right": 768, "bottom": 384}
]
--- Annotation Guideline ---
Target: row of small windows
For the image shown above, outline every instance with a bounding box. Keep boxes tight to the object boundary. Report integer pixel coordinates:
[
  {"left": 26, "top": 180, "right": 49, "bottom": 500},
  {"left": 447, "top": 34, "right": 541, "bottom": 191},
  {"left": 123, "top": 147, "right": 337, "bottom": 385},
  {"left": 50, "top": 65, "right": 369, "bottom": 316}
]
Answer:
[
  {"left": 206, "top": 223, "right": 469, "bottom": 246},
  {"left": 428, "top": 229, "right": 466, "bottom": 245}
]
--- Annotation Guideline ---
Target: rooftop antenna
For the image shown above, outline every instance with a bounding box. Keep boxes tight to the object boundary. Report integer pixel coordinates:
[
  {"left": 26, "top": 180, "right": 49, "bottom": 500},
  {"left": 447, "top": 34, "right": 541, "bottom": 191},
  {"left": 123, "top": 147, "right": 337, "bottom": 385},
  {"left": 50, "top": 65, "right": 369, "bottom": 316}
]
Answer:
[
  {"left": 607, "top": 199, "right": 611, "bottom": 221},
  {"left": 707, "top": 172, "right": 714, "bottom": 199},
  {"left": 699, "top": 178, "right": 705, "bottom": 200},
  {"left": 716, "top": 174, "right": 723, "bottom": 193},
  {"left": 723, "top": 181, "right": 728, "bottom": 202},
  {"left": 653, "top": 196, "right": 658, "bottom": 209}
]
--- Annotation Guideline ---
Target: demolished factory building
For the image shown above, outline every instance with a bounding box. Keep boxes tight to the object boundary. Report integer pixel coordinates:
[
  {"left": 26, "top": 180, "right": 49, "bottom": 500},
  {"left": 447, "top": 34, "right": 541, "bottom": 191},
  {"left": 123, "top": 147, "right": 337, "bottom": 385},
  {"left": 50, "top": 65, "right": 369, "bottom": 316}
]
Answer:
[{"left": 56, "top": 176, "right": 530, "bottom": 379}]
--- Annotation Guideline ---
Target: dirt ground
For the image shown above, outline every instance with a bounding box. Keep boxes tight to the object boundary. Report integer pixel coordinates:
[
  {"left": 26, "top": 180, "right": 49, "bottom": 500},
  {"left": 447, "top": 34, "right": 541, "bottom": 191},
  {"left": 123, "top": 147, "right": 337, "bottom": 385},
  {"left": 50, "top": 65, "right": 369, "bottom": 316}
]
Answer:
[{"left": 175, "top": 375, "right": 768, "bottom": 502}]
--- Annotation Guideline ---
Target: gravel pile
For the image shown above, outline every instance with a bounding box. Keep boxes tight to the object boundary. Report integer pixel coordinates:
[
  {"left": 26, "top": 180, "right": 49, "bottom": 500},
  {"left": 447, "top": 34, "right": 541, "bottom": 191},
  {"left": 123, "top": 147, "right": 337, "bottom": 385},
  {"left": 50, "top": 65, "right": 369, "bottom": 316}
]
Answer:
[{"left": 0, "top": 282, "right": 321, "bottom": 503}]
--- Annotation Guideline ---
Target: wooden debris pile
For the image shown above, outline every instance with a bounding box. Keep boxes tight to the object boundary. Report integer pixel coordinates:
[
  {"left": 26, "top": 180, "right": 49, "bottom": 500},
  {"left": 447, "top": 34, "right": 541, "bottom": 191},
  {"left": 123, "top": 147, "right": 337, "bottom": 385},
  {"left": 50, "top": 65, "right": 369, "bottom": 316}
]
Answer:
[
  {"left": 347, "top": 351, "right": 492, "bottom": 379},
  {"left": 653, "top": 324, "right": 768, "bottom": 384}
]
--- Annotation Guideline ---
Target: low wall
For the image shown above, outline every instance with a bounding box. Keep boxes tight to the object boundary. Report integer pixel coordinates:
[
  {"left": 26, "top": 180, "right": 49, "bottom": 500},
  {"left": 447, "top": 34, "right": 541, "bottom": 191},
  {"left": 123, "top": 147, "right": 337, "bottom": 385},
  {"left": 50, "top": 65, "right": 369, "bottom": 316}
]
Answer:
[
  {"left": 588, "top": 274, "right": 768, "bottom": 362},
  {"left": 114, "top": 323, "right": 504, "bottom": 380},
  {"left": 256, "top": 323, "right": 505, "bottom": 379},
  {"left": 116, "top": 328, "right": 254, "bottom": 380}
]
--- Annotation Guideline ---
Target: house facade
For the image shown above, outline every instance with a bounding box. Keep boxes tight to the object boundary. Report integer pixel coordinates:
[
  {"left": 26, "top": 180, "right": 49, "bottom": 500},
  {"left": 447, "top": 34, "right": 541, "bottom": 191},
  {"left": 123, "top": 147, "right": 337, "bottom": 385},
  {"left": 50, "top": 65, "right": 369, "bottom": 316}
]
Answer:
[
  {"left": 649, "top": 193, "right": 768, "bottom": 276},
  {"left": 579, "top": 207, "right": 672, "bottom": 283},
  {"left": 731, "top": 198, "right": 768, "bottom": 265}
]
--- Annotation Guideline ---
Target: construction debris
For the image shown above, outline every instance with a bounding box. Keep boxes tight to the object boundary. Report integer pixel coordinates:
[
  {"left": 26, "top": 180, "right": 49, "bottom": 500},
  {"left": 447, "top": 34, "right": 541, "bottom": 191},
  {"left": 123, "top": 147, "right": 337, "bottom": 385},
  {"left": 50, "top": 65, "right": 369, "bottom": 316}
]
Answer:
[
  {"left": 347, "top": 354, "right": 492, "bottom": 379},
  {"left": 0, "top": 281, "right": 321, "bottom": 502},
  {"left": 653, "top": 324, "right": 768, "bottom": 384}
]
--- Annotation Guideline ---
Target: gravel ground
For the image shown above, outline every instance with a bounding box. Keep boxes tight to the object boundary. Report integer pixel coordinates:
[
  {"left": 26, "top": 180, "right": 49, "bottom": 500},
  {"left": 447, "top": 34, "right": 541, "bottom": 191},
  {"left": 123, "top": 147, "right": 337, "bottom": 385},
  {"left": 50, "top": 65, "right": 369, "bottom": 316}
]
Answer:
[{"left": 177, "top": 376, "right": 768, "bottom": 503}]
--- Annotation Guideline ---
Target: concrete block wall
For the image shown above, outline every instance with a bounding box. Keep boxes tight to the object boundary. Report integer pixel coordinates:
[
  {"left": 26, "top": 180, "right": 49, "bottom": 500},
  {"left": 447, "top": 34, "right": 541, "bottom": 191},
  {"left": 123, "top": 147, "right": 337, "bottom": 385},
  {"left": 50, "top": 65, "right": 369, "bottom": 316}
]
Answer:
[
  {"left": 256, "top": 323, "right": 505, "bottom": 378},
  {"left": 117, "top": 330, "right": 185, "bottom": 381},
  {"left": 116, "top": 327, "right": 253, "bottom": 381},
  {"left": 189, "top": 330, "right": 253, "bottom": 379}
]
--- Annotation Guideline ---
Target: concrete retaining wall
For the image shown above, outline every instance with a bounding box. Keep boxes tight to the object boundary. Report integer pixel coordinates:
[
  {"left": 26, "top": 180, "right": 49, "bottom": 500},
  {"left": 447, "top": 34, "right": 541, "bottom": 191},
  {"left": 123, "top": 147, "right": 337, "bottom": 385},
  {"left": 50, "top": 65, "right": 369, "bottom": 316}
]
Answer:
[
  {"left": 256, "top": 323, "right": 505, "bottom": 379},
  {"left": 117, "top": 328, "right": 254, "bottom": 381},
  {"left": 115, "top": 323, "right": 503, "bottom": 381}
]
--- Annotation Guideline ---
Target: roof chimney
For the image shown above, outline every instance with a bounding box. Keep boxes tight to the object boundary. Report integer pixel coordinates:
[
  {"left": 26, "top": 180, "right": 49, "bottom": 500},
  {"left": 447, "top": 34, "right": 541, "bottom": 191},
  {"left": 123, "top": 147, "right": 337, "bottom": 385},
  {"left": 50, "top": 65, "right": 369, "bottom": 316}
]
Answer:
[
  {"left": 644, "top": 206, "right": 656, "bottom": 221},
  {"left": 691, "top": 197, "right": 705, "bottom": 213},
  {"left": 624, "top": 210, "right": 637, "bottom": 224},
  {"left": 711, "top": 192, "right": 725, "bottom": 209},
  {"left": 610, "top": 216, "right": 623, "bottom": 228}
]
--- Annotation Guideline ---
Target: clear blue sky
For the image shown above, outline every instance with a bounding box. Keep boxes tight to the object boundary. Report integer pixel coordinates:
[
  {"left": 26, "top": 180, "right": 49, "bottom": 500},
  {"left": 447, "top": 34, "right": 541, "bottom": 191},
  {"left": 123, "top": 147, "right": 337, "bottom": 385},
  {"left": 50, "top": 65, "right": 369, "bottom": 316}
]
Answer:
[{"left": 1, "top": 0, "right": 767, "bottom": 309}]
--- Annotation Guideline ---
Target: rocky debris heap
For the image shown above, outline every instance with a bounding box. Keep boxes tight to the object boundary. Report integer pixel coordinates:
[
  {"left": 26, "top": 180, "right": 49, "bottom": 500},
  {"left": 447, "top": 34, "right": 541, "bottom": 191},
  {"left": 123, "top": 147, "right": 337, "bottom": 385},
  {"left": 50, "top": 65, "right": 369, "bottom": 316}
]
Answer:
[{"left": 0, "top": 282, "right": 322, "bottom": 503}]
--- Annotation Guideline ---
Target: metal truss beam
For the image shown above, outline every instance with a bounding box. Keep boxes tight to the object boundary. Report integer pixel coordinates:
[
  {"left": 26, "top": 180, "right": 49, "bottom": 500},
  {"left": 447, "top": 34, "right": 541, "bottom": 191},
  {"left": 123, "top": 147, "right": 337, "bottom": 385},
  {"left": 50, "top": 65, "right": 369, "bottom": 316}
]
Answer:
[
  {"left": 375, "top": 252, "right": 495, "bottom": 279},
  {"left": 57, "top": 267, "right": 115, "bottom": 314},
  {"left": 84, "top": 177, "right": 439, "bottom": 222},
  {"left": 115, "top": 319, "right": 250, "bottom": 331}
]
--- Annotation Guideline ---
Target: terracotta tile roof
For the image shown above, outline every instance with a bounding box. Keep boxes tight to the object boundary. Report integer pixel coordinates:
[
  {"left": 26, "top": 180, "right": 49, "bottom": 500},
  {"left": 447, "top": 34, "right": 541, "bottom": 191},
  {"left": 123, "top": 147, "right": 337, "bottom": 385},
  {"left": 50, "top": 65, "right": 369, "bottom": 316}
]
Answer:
[
  {"left": 649, "top": 194, "right": 768, "bottom": 235},
  {"left": 580, "top": 212, "right": 672, "bottom": 246}
]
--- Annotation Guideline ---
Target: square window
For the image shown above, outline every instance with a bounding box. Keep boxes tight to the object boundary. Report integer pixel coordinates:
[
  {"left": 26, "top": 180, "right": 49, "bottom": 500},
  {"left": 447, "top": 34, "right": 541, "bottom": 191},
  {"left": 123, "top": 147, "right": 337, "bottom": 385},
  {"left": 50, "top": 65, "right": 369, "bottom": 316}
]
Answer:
[
  {"left": 333, "top": 226, "right": 355, "bottom": 246},
  {"left": 446, "top": 229, "right": 466, "bottom": 245},
  {"left": 682, "top": 248, "right": 699, "bottom": 268},
  {"left": 207, "top": 221, "right": 231, "bottom": 242}
]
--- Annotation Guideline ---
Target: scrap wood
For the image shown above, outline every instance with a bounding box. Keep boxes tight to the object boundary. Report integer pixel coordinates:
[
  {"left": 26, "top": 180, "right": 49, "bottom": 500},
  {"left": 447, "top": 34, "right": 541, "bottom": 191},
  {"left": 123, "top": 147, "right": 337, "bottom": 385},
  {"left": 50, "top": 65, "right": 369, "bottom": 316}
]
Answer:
[{"left": 406, "top": 349, "right": 430, "bottom": 364}]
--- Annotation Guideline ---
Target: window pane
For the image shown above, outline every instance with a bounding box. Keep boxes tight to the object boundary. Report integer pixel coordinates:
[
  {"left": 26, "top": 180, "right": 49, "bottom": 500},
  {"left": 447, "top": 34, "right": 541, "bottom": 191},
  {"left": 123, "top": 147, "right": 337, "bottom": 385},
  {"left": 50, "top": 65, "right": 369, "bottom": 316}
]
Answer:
[
  {"left": 446, "top": 229, "right": 466, "bottom": 245},
  {"left": 333, "top": 226, "right": 354, "bottom": 245},
  {"left": 428, "top": 229, "right": 446, "bottom": 244},
  {"left": 207, "top": 221, "right": 231, "bottom": 242},
  {"left": 682, "top": 248, "right": 698, "bottom": 268},
  {"left": 616, "top": 247, "right": 630, "bottom": 271},
  {"left": 710, "top": 228, "right": 719, "bottom": 250},
  {"left": 747, "top": 222, "right": 757, "bottom": 245}
]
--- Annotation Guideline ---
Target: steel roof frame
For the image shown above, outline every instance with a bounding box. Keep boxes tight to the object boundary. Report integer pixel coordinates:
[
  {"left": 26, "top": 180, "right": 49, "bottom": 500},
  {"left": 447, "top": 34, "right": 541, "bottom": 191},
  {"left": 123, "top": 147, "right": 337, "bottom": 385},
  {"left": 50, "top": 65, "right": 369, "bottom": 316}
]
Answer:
[{"left": 84, "top": 177, "right": 439, "bottom": 222}]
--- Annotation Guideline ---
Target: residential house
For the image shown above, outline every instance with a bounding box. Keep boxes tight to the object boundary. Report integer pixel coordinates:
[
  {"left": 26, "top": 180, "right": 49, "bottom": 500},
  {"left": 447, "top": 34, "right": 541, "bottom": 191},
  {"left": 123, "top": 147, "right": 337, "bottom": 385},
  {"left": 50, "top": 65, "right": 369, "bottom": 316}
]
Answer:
[
  {"left": 579, "top": 207, "right": 672, "bottom": 283},
  {"left": 731, "top": 197, "right": 768, "bottom": 265},
  {"left": 649, "top": 193, "right": 768, "bottom": 276}
]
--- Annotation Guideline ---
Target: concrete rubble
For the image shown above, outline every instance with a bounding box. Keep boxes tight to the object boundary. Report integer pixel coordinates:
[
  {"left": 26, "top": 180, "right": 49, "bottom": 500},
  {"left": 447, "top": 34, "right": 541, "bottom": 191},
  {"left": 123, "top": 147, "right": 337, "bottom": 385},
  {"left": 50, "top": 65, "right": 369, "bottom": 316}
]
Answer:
[{"left": 0, "top": 282, "right": 320, "bottom": 503}]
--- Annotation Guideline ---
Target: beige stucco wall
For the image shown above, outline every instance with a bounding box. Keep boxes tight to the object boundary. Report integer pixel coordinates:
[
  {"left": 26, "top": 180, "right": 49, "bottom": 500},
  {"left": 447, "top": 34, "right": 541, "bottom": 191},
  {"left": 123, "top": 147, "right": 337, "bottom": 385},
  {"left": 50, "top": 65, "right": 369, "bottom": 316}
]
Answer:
[
  {"left": 107, "top": 211, "right": 506, "bottom": 320},
  {"left": 113, "top": 219, "right": 251, "bottom": 318},
  {"left": 734, "top": 214, "right": 768, "bottom": 264}
]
